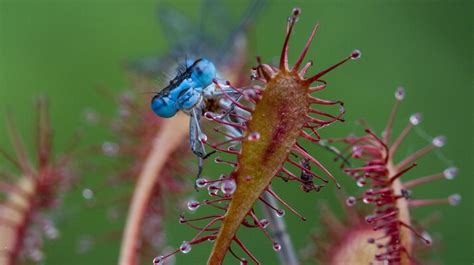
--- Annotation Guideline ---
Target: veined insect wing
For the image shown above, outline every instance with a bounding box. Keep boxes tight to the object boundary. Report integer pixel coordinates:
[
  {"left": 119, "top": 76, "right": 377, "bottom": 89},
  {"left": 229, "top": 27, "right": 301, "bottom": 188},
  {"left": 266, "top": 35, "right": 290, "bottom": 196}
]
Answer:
[{"left": 128, "top": 0, "right": 265, "bottom": 76}]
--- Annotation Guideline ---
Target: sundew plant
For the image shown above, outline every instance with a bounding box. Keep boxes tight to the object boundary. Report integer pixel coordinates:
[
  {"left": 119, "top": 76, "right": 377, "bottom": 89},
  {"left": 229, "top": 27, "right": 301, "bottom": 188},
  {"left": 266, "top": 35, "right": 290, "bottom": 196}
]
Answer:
[{"left": 0, "top": 1, "right": 472, "bottom": 265}]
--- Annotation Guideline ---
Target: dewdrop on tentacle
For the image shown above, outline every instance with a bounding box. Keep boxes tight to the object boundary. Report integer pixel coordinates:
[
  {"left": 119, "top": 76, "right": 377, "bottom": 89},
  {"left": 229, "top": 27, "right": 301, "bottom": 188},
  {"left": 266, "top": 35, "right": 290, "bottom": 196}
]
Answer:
[
  {"left": 187, "top": 200, "right": 200, "bottom": 211},
  {"left": 260, "top": 219, "right": 269, "bottom": 228},
  {"left": 82, "top": 188, "right": 94, "bottom": 200},
  {"left": 275, "top": 209, "right": 286, "bottom": 217},
  {"left": 221, "top": 178, "right": 237, "bottom": 195},
  {"left": 153, "top": 256, "right": 164, "bottom": 265},
  {"left": 179, "top": 241, "right": 192, "bottom": 254},
  {"left": 409, "top": 113, "right": 422, "bottom": 125},
  {"left": 195, "top": 177, "right": 208, "bottom": 188},
  {"left": 395, "top": 86, "right": 405, "bottom": 100},
  {"left": 432, "top": 135, "right": 445, "bottom": 147},
  {"left": 448, "top": 193, "right": 461, "bottom": 206},
  {"left": 443, "top": 167, "right": 457, "bottom": 180},
  {"left": 154, "top": 7, "right": 360, "bottom": 264},
  {"left": 272, "top": 242, "right": 282, "bottom": 252},
  {"left": 247, "top": 131, "right": 261, "bottom": 141},
  {"left": 345, "top": 196, "right": 357, "bottom": 207}
]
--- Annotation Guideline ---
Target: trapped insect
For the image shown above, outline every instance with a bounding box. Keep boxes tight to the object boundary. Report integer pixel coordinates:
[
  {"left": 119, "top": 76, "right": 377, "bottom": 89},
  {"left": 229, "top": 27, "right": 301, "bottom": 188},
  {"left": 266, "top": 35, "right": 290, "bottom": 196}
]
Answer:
[
  {"left": 145, "top": 0, "right": 265, "bottom": 180},
  {"left": 150, "top": 58, "right": 248, "bottom": 180}
]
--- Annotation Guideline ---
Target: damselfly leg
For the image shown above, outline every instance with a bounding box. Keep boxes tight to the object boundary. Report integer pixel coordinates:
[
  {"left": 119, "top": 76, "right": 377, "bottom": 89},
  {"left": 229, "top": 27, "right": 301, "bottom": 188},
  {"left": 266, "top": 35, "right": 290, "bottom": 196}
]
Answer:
[
  {"left": 189, "top": 105, "right": 208, "bottom": 183},
  {"left": 188, "top": 83, "right": 248, "bottom": 187}
]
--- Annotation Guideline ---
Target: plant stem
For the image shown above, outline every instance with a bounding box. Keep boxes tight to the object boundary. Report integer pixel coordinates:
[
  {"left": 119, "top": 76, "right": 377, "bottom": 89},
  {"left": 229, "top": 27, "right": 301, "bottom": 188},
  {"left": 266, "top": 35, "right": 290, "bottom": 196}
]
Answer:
[
  {"left": 0, "top": 177, "right": 35, "bottom": 265},
  {"left": 261, "top": 192, "right": 300, "bottom": 265},
  {"left": 118, "top": 113, "right": 188, "bottom": 265}
]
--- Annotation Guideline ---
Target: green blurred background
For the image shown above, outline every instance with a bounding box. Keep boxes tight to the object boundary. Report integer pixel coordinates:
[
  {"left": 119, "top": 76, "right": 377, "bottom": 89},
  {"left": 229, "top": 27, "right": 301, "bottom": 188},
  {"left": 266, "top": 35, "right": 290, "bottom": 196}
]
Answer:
[{"left": 0, "top": 0, "right": 472, "bottom": 264}]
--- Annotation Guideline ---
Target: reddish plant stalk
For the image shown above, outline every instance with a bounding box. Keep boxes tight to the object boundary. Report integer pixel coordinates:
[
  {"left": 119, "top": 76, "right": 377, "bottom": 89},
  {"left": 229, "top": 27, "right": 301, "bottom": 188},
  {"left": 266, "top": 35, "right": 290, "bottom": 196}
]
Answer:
[
  {"left": 0, "top": 178, "right": 35, "bottom": 265},
  {"left": 119, "top": 113, "right": 188, "bottom": 265},
  {"left": 0, "top": 99, "right": 74, "bottom": 265}
]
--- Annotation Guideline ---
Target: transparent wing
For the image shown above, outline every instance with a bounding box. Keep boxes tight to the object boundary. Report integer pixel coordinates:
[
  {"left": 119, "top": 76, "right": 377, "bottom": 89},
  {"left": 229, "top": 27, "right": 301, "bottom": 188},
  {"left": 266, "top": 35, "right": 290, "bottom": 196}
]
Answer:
[
  {"left": 203, "top": 0, "right": 266, "bottom": 64},
  {"left": 156, "top": 1, "right": 198, "bottom": 55},
  {"left": 128, "top": 0, "right": 266, "bottom": 76}
]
